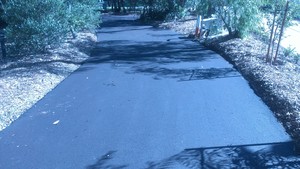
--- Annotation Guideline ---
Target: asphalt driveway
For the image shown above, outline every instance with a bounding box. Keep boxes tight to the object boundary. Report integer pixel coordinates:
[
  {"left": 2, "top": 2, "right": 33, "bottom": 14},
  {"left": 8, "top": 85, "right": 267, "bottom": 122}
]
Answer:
[{"left": 0, "top": 14, "right": 299, "bottom": 169}]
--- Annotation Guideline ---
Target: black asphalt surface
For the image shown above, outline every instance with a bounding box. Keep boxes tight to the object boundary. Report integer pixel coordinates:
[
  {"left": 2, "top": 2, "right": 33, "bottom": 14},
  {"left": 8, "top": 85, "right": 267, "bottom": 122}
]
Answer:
[{"left": 0, "top": 14, "right": 300, "bottom": 168}]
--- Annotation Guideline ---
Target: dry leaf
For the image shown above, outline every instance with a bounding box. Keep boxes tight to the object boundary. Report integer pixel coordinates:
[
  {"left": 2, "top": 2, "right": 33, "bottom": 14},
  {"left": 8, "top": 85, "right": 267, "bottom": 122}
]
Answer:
[{"left": 53, "top": 120, "right": 60, "bottom": 125}]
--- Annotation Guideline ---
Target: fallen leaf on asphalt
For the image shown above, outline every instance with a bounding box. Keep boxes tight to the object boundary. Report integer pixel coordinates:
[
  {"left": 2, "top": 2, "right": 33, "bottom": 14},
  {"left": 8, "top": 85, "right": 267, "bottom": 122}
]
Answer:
[{"left": 53, "top": 120, "right": 60, "bottom": 125}]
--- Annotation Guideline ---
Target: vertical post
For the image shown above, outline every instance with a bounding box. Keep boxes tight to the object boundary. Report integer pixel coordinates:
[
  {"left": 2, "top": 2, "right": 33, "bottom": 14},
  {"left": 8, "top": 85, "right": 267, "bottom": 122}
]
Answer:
[
  {"left": 195, "top": 15, "right": 200, "bottom": 37},
  {"left": 194, "top": 15, "right": 202, "bottom": 39},
  {"left": 199, "top": 15, "right": 203, "bottom": 39}
]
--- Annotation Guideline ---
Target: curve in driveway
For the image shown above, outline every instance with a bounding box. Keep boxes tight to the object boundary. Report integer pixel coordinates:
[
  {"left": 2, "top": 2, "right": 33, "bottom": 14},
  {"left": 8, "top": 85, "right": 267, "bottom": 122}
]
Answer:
[{"left": 0, "top": 14, "right": 299, "bottom": 169}]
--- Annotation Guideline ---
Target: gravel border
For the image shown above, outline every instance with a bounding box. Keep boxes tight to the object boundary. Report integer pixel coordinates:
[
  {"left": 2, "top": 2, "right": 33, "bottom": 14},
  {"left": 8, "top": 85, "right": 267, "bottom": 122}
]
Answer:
[{"left": 0, "top": 32, "right": 97, "bottom": 131}]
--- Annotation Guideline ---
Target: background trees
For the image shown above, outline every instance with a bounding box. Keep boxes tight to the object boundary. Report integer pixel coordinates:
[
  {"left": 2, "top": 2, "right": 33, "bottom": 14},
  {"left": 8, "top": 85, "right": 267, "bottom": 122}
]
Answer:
[
  {"left": 2, "top": 0, "right": 298, "bottom": 56},
  {"left": 261, "top": 0, "right": 299, "bottom": 64},
  {"left": 104, "top": 0, "right": 298, "bottom": 39}
]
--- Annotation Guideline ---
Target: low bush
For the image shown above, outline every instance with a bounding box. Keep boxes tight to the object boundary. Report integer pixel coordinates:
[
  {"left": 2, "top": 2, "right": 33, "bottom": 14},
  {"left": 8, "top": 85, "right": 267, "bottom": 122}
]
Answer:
[{"left": 3, "top": 0, "right": 100, "bottom": 55}]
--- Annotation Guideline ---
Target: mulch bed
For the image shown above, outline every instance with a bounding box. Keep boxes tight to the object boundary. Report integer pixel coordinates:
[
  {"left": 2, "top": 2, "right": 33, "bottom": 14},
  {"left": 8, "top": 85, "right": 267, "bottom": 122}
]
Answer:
[{"left": 0, "top": 32, "right": 97, "bottom": 131}]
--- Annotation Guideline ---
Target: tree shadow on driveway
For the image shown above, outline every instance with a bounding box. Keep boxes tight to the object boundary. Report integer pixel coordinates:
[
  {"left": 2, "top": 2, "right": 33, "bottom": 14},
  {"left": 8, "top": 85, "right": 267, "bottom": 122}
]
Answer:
[
  {"left": 131, "top": 67, "right": 240, "bottom": 81},
  {"left": 87, "top": 142, "right": 300, "bottom": 169},
  {"left": 145, "top": 141, "right": 300, "bottom": 169},
  {"left": 88, "top": 39, "right": 239, "bottom": 81},
  {"left": 86, "top": 151, "right": 128, "bottom": 169},
  {"left": 100, "top": 18, "right": 143, "bottom": 28}
]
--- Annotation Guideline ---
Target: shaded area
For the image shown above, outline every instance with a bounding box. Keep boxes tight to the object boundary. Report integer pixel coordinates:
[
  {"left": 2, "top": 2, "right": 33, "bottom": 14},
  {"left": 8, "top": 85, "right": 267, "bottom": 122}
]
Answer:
[
  {"left": 188, "top": 68, "right": 239, "bottom": 80},
  {"left": 90, "top": 40, "right": 237, "bottom": 81},
  {"left": 86, "top": 142, "right": 300, "bottom": 169},
  {"left": 86, "top": 151, "right": 128, "bottom": 169},
  {"left": 101, "top": 15, "right": 142, "bottom": 28},
  {"left": 99, "top": 26, "right": 151, "bottom": 34},
  {"left": 0, "top": 37, "right": 94, "bottom": 78},
  {"left": 147, "top": 142, "right": 300, "bottom": 168},
  {"left": 0, "top": 59, "right": 83, "bottom": 78},
  {"left": 131, "top": 67, "right": 239, "bottom": 81},
  {"left": 90, "top": 41, "right": 213, "bottom": 63},
  {"left": 93, "top": 14, "right": 239, "bottom": 81}
]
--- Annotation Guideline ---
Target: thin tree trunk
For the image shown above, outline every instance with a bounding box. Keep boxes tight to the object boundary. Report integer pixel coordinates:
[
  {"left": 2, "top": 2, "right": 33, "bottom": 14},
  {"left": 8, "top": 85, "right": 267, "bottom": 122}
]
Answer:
[
  {"left": 207, "top": 2, "right": 214, "bottom": 17},
  {"left": 112, "top": 0, "right": 118, "bottom": 12},
  {"left": 117, "top": 0, "right": 121, "bottom": 12},
  {"left": 0, "top": 29, "right": 6, "bottom": 59},
  {"left": 274, "top": 1, "right": 289, "bottom": 63},
  {"left": 121, "top": 0, "right": 126, "bottom": 13},
  {"left": 270, "top": 23, "right": 279, "bottom": 65},
  {"left": 266, "top": 0, "right": 278, "bottom": 63},
  {"left": 70, "top": 27, "right": 76, "bottom": 39}
]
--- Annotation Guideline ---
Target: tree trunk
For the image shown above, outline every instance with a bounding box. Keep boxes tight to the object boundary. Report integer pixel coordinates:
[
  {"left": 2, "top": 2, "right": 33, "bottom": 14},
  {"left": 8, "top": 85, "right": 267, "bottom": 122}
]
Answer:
[
  {"left": 274, "top": 1, "right": 289, "bottom": 63},
  {"left": 270, "top": 24, "right": 279, "bottom": 65},
  {"left": 166, "top": 0, "right": 174, "bottom": 12},
  {"left": 120, "top": 0, "right": 126, "bottom": 13},
  {"left": 117, "top": 0, "right": 121, "bottom": 12},
  {"left": 207, "top": 2, "right": 214, "bottom": 17},
  {"left": 266, "top": 0, "right": 278, "bottom": 63},
  {"left": 112, "top": 0, "right": 118, "bottom": 12}
]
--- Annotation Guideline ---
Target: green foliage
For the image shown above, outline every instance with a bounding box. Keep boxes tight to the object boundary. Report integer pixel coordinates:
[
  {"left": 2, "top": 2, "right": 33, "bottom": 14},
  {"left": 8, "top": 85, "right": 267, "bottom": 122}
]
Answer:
[
  {"left": 283, "top": 46, "right": 300, "bottom": 64},
  {"left": 4, "top": 0, "right": 66, "bottom": 53},
  {"left": 197, "top": 1, "right": 213, "bottom": 17},
  {"left": 262, "top": 0, "right": 297, "bottom": 30},
  {"left": 66, "top": 0, "right": 100, "bottom": 32},
  {"left": 290, "top": 0, "right": 300, "bottom": 19},
  {"left": 283, "top": 46, "right": 295, "bottom": 57},
  {"left": 3, "top": 0, "right": 100, "bottom": 54},
  {"left": 264, "top": 0, "right": 296, "bottom": 64},
  {"left": 210, "top": 0, "right": 262, "bottom": 38},
  {"left": 183, "top": 0, "right": 263, "bottom": 38},
  {"left": 140, "top": 0, "right": 187, "bottom": 21}
]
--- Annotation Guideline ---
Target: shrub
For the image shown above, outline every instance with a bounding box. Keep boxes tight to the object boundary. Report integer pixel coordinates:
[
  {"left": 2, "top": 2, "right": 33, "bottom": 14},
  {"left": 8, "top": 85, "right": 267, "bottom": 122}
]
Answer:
[
  {"left": 3, "top": 0, "right": 100, "bottom": 54},
  {"left": 211, "top": 0, "right": 263, "bottom": 38},
  {"left": 65, "top": 0, "right": 100, "bottom": 33},
  {"left": 290, "top": 0, "right": 300, "bottom": 20}
]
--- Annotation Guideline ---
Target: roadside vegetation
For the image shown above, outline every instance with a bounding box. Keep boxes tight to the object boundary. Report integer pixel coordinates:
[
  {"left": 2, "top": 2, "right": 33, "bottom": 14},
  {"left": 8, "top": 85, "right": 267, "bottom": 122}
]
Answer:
[{"left": 1, "top": 0, "right": 100, "bottom": 56}]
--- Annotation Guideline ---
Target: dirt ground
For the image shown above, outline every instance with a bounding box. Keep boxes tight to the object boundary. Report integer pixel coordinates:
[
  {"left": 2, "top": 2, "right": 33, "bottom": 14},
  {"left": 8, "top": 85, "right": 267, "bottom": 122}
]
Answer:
[{"left": 0, "top": 32, "right": 97, "bottom": 131}]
